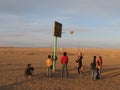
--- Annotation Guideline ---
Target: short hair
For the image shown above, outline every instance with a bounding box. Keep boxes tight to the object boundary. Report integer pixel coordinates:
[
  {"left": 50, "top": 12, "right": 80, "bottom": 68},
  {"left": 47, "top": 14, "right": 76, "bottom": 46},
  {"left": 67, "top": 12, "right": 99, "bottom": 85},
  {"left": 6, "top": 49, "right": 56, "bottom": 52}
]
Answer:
[
  {"left": 94, "top": 56, "right": 96, "bottom": 58},
  {"left": 48, "top": 55, "right": 51, "bottom": 58},
  {"left": 63, "top": 52, "right": 67, "bottom": 56},
  {"left": 93, "top": 56, "right": 96, "bottom": 62},
  {"left": 28, "top": 64, "right": 31, "bottom": 67}
]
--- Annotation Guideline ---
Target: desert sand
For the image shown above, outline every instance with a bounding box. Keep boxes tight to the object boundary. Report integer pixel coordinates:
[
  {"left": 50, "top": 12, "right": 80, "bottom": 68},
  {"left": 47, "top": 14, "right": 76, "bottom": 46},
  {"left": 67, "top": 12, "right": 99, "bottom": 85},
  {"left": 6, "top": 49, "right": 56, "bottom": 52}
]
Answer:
[{"left": 0, "top": 47, "right": 120, "bottom": 90}]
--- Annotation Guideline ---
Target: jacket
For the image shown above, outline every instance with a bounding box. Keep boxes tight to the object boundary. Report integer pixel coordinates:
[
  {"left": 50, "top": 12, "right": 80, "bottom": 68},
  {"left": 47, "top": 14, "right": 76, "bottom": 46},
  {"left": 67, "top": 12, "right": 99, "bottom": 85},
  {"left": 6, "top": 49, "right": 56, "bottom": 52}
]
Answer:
[
  {"left": 61, "top": 56, "right": 68, "bottom": 64},
  {"left": 46, "top": 58, "right": 52, "bottom": 67}
]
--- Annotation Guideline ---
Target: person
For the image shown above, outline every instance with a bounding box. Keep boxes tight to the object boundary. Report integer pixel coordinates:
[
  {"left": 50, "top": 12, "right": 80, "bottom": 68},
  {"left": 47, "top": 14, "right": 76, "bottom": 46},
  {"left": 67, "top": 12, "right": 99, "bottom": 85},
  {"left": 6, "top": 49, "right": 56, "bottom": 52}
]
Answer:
[
  {"left": 96, "top": 68, "right": 100, "bottom": 79},
  {"left": 97, "top": 56, "right": 103, "bottom": 78},
  {"left": 24, "top": 64, "right": 34, "bottom": 78},
  {"left": 46, "top": 55, "right": 52, "bottom": 77},
  {"left": 75, "top": 52, "right": 83, "bottom": 76},
  {"left": 90, "top": 56, "right": 97, "bottom": 80},
  {"left": 52, "top": 52, "right": 57, "bottom": 61},
  {"left": 51, "top": 52, "right": 57, "bottom": 70},
  {"left": 61, "top": 52, "right": 69, "bottom": 78}
]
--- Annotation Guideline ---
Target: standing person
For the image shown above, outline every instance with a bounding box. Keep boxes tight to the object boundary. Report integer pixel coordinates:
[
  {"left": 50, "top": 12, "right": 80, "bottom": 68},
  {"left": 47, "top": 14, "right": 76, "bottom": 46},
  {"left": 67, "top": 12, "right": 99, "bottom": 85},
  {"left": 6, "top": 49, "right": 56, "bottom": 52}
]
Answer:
[
  {"left": 97, "top": 56, "right": 103, "bottom": 78},
  {"left": 46, "top": 55, "right": 52, "bottom": 77},
  {"left": 61, "top": 52, "right": 69, "bottom": 78},
  {"left": 90, "top": 56, "right": 97, "bottom": 80},
  {"left": 51, "top": 52, "right": 57, "bottom": 70},
  {"left": 75, "top": 52, "right": 83, "bottom": 76}
]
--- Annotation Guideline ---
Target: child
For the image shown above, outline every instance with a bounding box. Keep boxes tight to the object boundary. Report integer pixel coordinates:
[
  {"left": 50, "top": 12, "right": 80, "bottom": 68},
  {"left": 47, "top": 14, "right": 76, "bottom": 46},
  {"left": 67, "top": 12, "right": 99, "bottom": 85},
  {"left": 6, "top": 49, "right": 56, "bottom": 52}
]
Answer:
[
  {"left": 46, "top": 55, "right": 52, "bottom": 77},
  {"left": 25, "top": 64, "right": 34, "bottom": 78},
  {"left": 61, "top": 52, "right": 69, "bottom": 78},
  {"left": 96, "top": 68, "right": 100, "bottom": 79},
  {"left": 90, "top": 56, "right": 96, "bottom": 80},
  {"left": 51, "top": 52, "right": 57, "bottom": 70},
  {"left": 97, "top": 56, "right": 103, "bottom": 78},
  {"left": 75, "top": 55, "right": 83, "bottom": 76}
]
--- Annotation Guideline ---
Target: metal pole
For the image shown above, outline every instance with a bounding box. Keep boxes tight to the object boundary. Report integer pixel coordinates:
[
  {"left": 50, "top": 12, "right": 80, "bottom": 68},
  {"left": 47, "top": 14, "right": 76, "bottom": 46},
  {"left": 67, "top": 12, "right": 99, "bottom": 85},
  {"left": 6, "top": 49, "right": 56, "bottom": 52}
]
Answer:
[{"left": 53, "top": 36, "right": 57, "bottom": 70}]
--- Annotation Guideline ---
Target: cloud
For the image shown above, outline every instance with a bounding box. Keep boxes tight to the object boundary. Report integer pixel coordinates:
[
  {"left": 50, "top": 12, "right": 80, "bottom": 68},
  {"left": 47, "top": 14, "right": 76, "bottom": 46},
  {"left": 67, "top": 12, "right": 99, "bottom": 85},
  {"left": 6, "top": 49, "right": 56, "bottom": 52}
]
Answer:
[
  {"left": 0, "top": 0, "right": 120, "bottom": 17},
  {"left": 0, "top": 32, "right": 25, "bottom": 37},
  {"left": 0, "top": 31, "right": 53, "bottom": 47},
  {"left": 0, "top": 0, "right": 120, "bottom": 48},
  {"left": 0, "top": 14, "right": 54, "bottom": 33}
]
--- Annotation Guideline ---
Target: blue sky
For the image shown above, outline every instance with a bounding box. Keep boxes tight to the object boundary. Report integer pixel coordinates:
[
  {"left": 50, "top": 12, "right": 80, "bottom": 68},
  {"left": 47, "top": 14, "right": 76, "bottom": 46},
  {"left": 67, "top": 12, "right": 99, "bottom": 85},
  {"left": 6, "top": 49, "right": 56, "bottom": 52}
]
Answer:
[{"left": 0, "top": 0, "right": 120, "bottom": 48}]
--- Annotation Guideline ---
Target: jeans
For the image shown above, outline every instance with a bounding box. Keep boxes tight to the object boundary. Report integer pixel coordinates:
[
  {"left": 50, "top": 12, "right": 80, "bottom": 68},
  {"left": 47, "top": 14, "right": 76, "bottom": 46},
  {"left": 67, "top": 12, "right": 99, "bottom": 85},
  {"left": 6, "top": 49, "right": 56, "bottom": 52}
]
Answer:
[
  {"left": 61, "top": 64, "right": 68, "bottom": 78},
  {"left": 98, "top": 66, "right": 102, "bottom": 78},
  {"left": 91, "top": 70, "right": 96, "bottom": 80},
  {"left": 47, "top": 66, "right": 52, "bottom": 77}
]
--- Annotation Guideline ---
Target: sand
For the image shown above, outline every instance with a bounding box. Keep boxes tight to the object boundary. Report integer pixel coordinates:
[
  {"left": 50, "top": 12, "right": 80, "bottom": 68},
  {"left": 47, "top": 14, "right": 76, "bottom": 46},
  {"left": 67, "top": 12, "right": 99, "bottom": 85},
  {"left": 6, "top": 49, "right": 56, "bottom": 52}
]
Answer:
[{"left": 0, "top": 47, "right": 120, "bottom": 90}]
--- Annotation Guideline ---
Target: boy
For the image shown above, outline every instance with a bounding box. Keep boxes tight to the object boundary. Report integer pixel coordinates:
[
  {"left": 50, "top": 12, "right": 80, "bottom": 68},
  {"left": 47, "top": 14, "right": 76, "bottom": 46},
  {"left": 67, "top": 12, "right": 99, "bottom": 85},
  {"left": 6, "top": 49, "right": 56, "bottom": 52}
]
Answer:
[
  {"left": 75, "top": 55, "right": 83, "bottom": 76},
  {"left": 90, "top": 56, "right": 96, "bottom": 80},
  {"left": 25, "top": 64, "right": 34, "bottom": 78},
  {"left": 61, "top": 52, "right": 69, "bottom": 78},
  {"left": 46, "top": 55, "right": 52, "bottom": 77}
]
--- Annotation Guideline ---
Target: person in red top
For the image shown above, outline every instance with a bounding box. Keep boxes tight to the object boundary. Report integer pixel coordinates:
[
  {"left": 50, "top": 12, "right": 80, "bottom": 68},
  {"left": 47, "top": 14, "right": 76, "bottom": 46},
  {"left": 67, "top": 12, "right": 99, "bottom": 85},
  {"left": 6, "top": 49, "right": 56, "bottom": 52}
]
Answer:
[
  {"left": 61, "top": 52, "right": 69, "bottom": 78},
  {"left": 97, "top": 56, "right": 103, "bottom": 78}
]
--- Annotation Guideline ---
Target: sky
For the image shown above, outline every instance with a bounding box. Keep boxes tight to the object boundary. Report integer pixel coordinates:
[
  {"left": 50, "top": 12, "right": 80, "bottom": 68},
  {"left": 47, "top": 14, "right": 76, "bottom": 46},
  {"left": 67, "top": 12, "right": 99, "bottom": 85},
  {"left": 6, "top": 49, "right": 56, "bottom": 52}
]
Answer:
[{"left": 0, "top": 0, "right": 120, "bottom": 48}]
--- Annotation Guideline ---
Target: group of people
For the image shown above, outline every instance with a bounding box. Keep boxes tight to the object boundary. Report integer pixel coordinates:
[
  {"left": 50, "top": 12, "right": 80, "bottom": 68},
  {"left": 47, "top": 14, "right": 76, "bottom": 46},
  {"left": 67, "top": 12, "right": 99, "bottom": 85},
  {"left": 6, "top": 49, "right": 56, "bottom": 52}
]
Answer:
[
  {"left": 46, "top": 52, "right": 68, "bottom": 78},
  {"left": 46, "top": 51, "right": 83, "bottom": 78},
  {"left": 90, "top": 56, "right": 103, "bottom": 80},
  {"left": 24, "top": 51, "right": 102, "bottom": 80}
]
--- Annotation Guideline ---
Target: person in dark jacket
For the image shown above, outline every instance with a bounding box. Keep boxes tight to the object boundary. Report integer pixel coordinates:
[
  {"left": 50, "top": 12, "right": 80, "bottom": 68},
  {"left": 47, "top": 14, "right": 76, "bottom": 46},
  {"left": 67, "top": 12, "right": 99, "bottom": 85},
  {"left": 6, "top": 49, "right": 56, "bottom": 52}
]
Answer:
[
  {"left": 75, "top": 52, "right": 83, "bottom": 75},
  {"left": 90, "top": 56, "right": 97, "bottom": 80},
  {"left": 25, "top": 64, "right": 34, "bottom": 78},
  {"left": 51, "top": 52, "right": 57, "bottom": 70}
]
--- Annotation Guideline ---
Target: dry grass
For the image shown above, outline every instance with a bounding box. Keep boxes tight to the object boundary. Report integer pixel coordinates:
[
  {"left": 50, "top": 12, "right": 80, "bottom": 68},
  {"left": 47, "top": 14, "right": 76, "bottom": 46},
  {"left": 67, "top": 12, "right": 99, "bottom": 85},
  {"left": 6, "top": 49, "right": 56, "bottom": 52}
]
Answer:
[{"left": 0, "top": 47, "right": 120, "bottom": 90}]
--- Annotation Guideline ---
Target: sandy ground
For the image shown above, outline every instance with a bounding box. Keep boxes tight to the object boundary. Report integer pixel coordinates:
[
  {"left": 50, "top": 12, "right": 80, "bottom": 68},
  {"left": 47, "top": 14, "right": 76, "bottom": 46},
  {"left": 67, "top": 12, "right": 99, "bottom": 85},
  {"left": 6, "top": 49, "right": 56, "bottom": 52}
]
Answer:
[{"left": 0, "top": 47, "right": 120, "bottom": 90}]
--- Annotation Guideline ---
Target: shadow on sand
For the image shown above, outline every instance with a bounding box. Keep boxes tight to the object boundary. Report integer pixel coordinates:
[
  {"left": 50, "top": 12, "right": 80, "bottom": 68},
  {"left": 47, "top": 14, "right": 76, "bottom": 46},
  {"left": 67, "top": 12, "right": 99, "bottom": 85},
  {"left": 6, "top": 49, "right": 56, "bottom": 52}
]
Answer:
[
  {"left": 0, "top": 75, "right": 40, "bottom": 90},
  {"left": 102, "top": 65, "right": 120, "bottom": 79},
  {"left": 0, "top": 64, "right": 119, "bottom": 89}
]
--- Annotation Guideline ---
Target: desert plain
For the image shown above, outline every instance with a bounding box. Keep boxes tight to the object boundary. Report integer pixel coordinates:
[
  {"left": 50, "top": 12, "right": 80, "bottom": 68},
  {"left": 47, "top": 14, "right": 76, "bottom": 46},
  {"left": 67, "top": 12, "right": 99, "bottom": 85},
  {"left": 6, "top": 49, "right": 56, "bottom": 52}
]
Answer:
[{"left": 0, "top": 47, "right": 120, "bottom": 90}]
